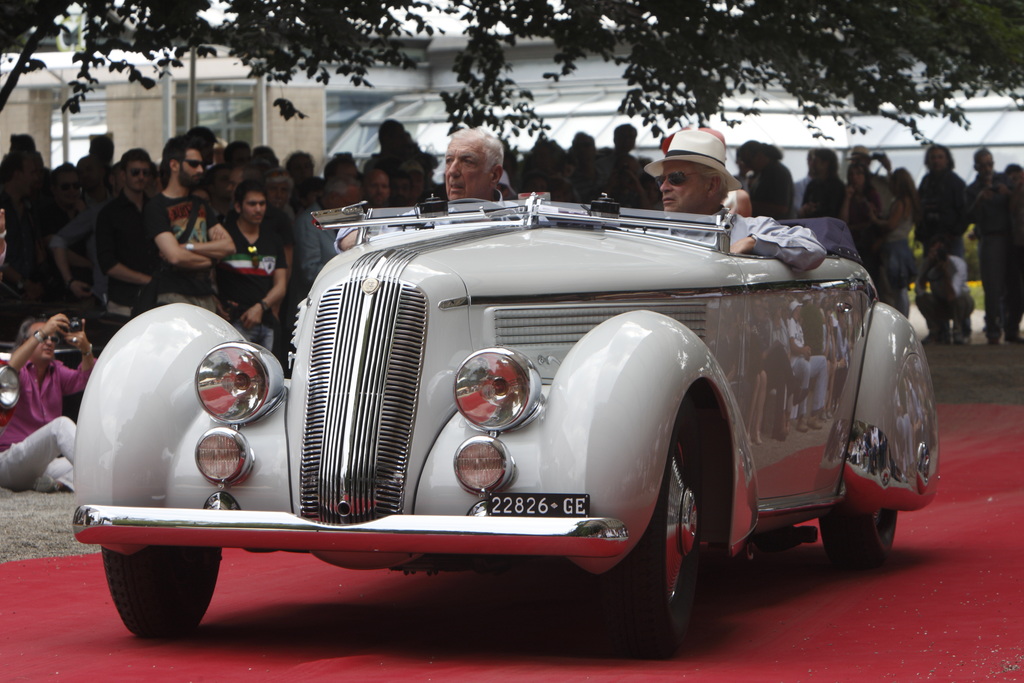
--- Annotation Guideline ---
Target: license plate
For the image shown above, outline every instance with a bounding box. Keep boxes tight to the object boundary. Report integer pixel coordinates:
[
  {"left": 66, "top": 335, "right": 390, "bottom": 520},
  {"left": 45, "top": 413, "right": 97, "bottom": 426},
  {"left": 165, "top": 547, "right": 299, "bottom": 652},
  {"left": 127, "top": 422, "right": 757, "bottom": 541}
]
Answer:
[{"left": 488, "top": 493, "right": 590, "bottom": 517}]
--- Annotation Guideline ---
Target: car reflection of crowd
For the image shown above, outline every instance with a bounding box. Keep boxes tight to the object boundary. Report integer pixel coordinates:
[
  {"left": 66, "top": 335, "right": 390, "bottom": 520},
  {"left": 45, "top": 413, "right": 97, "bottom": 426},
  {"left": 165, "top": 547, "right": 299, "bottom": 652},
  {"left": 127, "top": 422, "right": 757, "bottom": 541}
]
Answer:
[
  {"left": 742, "top": 291, "right": 859, "bottom": 446},
  {"left": 845, "top": 365, "right": 929, "bottom": 488}
]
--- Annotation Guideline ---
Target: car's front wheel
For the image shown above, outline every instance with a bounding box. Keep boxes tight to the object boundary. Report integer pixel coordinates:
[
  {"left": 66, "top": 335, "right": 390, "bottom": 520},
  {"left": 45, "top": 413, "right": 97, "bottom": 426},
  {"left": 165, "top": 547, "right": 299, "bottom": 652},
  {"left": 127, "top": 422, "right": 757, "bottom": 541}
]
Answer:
[
  {"left": 102, "top": 545, "right": 221, "bottom": 637},
  {"left": 819, "top": 508, "right": 897, "bottom": 570},
  {"left": 602, "top": 398, "right": 701, "bottom": 659}
]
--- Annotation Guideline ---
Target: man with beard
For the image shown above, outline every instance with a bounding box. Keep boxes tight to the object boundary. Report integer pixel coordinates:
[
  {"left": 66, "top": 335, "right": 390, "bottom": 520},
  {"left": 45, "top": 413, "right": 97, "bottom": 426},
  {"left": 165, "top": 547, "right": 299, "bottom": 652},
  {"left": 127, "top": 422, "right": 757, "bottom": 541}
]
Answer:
[{"left": 143, "top": 136, "right": 233, "bottom": 312}]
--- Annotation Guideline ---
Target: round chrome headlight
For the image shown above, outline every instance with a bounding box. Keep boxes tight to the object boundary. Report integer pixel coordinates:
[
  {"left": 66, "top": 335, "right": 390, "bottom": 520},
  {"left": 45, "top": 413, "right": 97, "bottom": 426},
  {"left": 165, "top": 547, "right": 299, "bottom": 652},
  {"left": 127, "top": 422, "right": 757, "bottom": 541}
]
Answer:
[
  {"left": 454, "top": 436, "right": 515, "bottom": 493},
  {"left": 0, "top": 364, "right": 20, "bottom": 411},
  {"left": 196, "top": 427, "right": 254, "bottom": 485},
  {"left": 454, "top": 348, "right": 541, "bottom": 432},
  {"left": 196, "top": 342, "right": 284, "bottom": 424}
]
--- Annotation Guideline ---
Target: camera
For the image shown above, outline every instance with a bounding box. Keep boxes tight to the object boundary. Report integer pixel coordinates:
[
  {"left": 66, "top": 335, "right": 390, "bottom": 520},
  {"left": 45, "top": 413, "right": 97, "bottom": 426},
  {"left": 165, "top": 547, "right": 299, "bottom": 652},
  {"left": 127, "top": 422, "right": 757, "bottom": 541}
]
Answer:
[
  {"left": 68, "top": 317, "right": 82, "bottom": 333},
  {"left": 870, "top": 152, "right": 886, "bottom": 161}
]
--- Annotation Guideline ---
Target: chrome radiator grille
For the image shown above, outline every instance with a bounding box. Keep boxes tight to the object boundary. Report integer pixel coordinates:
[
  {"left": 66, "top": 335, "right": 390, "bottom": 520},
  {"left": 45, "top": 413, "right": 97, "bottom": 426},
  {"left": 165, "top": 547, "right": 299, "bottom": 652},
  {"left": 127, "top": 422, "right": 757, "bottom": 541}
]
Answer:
[
  {"left": 494, "top": 301, "right": 707, "bottom": 346},
  {"left": 299, "top": 270, "right": 427, "bottom": 525}
]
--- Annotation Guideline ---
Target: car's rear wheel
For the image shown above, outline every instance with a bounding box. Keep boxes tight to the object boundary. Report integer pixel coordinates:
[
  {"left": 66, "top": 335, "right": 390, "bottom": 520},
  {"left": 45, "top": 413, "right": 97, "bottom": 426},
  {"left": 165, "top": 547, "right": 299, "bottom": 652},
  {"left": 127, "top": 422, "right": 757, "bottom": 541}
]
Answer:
[
  {"left": 102, "top": 545, "right": 221, "bottom": 637},
  {"left": 819, "top": 508, "right": 897, "bottom": 569},
  {"left": 602, "top": 398, "right": 701, "bottom": 659}
]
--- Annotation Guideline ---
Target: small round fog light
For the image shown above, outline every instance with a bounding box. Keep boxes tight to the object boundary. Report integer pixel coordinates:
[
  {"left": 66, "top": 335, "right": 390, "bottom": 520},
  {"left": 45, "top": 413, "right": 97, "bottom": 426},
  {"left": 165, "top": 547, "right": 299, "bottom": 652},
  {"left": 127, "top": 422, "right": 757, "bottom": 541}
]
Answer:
[
  {"left": 196, "top": 427, "right": 253, "bottom": 486},
  {"left": 454, "top": 436, "right": 514, "bottom": 494}
]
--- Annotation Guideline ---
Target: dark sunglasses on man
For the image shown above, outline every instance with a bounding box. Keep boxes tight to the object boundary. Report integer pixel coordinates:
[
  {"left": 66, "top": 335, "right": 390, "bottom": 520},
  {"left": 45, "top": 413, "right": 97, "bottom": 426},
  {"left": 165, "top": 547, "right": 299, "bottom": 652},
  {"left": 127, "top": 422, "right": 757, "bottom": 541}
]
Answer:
[{"left": 655, "top": 171, "right": 695, "bottom": 187}]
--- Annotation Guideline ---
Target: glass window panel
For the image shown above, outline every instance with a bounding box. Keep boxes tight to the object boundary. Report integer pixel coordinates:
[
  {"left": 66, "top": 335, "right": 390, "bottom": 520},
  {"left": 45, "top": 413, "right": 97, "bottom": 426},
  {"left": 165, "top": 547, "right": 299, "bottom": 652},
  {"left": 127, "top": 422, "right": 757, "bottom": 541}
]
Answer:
[{"left": 175, "top": 82, "right": 254, "bottom": 144}]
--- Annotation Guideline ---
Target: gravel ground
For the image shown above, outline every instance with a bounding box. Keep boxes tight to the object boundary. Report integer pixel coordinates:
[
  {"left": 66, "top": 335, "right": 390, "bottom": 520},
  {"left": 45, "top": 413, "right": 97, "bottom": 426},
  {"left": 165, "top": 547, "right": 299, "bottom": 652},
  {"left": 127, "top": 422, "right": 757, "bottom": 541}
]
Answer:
[
  {"left": 0, "top": 485, "right": 89, "bottom": 564},
  {"left": 2, "top": 313, "right": 1021, "bottom": 565}
]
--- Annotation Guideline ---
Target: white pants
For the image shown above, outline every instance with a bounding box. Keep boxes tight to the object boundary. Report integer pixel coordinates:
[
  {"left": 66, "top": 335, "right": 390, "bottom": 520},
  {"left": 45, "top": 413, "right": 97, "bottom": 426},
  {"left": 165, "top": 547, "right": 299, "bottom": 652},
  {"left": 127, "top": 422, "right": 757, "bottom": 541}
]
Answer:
[
  {"left": 790, "top": 355, "right": 828, "bottom": 419},
  {"left": 0, "top": 417, "right": 77, "bottom": 491}
]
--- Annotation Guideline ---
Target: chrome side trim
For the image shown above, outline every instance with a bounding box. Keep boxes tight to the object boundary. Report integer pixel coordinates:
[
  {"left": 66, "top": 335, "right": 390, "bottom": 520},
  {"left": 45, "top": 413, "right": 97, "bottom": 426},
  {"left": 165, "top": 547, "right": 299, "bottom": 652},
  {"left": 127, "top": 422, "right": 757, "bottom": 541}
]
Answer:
[
  {"left": 73, "top": 505, "right": 629, "bottom": 558},
  {"left": 439, "top": 277, "right": 870, "bottom": 309},
  {"left": 438, "top": 297, "right": 468, "bottom": 310}
]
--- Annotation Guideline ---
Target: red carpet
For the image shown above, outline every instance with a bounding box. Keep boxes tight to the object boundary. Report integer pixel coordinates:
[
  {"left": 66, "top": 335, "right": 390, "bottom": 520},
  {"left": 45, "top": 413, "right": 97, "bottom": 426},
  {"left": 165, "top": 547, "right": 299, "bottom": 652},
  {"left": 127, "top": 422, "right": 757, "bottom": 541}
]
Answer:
[{"left": 3, "top": 404, "right": 1023, "bottom": 681}]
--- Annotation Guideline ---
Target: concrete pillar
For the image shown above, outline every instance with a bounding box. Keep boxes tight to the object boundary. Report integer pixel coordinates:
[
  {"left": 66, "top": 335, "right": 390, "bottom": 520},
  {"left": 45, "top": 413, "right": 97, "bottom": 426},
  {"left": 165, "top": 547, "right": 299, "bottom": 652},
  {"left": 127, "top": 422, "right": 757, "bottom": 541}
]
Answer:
[{"left": 266, "top": 87, "right": 326, "bottom": 169}]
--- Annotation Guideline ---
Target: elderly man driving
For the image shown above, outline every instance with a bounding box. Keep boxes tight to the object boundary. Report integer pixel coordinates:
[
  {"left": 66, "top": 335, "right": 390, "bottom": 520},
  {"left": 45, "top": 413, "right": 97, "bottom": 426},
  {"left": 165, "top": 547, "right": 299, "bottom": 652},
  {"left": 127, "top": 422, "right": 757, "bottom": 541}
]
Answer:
[
  {"left": 336, "top": 127, "right": 506, "bottom": 252},
  {"left": 444, "top": 128, "right": 505, "bottom": 201},
  {"left": 647, "top": 130, "right": 826, "bottom": 271}
]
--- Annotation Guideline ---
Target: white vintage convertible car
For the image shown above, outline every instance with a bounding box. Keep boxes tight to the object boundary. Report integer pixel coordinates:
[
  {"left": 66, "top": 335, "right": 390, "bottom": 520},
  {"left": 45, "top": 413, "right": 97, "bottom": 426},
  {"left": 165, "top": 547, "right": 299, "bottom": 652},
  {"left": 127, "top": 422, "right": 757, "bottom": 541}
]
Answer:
[{"left": 73, "top": 195, "right": 938, "bottom": 658}]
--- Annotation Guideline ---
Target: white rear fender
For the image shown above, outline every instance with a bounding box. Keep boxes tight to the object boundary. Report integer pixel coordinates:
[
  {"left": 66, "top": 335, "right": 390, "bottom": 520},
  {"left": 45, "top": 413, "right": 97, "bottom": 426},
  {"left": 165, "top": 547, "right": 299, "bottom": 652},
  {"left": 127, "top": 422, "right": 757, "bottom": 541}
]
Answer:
[
  {"left": 842, "top": 303, "right": 939, "bottom": 514},
  {"left": 74, "top": 305, "right": 243, "bottom": 505}
]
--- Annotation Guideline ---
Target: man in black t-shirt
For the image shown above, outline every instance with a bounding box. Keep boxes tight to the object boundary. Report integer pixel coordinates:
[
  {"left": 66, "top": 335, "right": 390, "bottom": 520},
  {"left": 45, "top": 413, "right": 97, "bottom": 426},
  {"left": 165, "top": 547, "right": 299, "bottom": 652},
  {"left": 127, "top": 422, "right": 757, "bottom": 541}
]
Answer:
[
  {"left": 95, "top": 149, "right": 161, "bottom": 315},
  {"left": 143, "top": 136, "right": 233, "bottom": 312},
  {"left": 216, "top": 180, "right": 288, "bottom": 350}
]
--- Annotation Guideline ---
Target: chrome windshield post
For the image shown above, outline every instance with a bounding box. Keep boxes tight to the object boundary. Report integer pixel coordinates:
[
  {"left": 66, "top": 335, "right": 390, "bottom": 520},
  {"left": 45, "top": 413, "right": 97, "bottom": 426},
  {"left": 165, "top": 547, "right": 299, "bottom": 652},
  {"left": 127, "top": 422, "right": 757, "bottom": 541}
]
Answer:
[{"left": 715, "top": 211, "right": 734, "bottom": 253}]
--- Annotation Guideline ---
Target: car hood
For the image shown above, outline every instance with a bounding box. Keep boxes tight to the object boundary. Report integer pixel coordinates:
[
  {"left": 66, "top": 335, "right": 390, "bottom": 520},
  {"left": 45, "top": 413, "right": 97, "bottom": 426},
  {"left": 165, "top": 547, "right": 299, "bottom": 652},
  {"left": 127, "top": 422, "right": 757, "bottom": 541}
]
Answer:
[{"left": 316, "top": 226, "right": 744, "bottom": 299}]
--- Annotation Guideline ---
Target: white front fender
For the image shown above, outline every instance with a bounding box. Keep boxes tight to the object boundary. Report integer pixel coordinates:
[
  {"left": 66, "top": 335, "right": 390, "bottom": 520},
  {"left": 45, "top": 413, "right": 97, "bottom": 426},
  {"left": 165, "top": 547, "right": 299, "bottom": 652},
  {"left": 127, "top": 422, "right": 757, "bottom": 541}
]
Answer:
[
  {"left": 417, "top": 310, "right": 756, "bottom": 573},
  {"left": 74, "top": 305, "right": 243, "bottom": 505},
  {"left": 543, "top": 310, "right": 755, "bottom": 570}
]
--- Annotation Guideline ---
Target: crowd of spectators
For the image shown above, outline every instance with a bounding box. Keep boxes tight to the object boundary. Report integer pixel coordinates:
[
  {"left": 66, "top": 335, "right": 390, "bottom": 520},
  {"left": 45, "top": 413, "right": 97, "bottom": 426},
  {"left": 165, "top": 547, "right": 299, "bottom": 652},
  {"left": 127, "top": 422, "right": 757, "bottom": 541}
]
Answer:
[
  {"left": 731, "top": 141, "right": 1024, "bottom": 346},
  {"left": 1, "top": 122, "right": 1022, "bottom": 347},
  {"left": 2, "top": 118, "right": 1020, "bottom": 494}
]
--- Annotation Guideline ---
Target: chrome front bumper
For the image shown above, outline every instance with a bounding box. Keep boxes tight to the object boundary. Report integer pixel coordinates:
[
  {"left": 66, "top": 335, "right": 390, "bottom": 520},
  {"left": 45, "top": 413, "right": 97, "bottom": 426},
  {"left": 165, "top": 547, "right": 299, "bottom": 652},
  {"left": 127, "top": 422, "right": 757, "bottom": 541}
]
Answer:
[{"left": 73, "top": 505, "right": 629, "bottom": 558}]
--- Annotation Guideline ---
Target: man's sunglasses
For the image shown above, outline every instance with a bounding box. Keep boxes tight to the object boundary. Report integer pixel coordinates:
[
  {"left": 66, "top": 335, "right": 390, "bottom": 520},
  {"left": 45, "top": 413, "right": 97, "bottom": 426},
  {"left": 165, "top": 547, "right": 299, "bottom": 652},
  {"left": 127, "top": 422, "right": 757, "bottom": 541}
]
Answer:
[
  {"left": 38, "top": 334, "right": 61, "bottom": 345},
  {"left": 129, "top": 167, "right": 153, "bottom": 177},
  {"left": 58, "top": 182, "right": 81, "bottom": 191},
  {"left": 182, "top": 159, "right": 204, "bottom": 168},
  {"left": 654, "top": 171, "right": 694, "bottom": 187}
]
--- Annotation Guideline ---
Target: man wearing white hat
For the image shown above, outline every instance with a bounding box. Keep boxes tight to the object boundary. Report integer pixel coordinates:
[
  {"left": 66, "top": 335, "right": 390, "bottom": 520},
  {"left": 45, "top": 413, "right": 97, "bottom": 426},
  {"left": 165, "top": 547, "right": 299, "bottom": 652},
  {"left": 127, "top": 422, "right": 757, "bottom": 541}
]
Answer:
[{"left": 646, "top": 130, "right": 826, "bottom": 271}]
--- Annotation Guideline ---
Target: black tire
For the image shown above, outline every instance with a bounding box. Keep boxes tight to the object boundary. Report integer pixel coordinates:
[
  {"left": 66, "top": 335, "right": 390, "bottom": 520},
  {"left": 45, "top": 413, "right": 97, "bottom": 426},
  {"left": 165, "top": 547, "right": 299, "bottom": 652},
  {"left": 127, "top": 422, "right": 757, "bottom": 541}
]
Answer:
[
  {"left": 819, "top": 508, "right": 897, "bottom": 570},
  {"left": 602, "top": 398, "right": 702, "bottom": 659},
  {"left": 102, "top": 546, "right": 222, "bottom": 637}
]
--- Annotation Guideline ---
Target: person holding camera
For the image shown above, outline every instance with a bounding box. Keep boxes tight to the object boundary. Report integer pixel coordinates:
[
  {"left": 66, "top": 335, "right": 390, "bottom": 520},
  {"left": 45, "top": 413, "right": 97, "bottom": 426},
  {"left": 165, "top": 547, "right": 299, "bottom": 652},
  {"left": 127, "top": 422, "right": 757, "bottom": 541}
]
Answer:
[
  {"left": 847, "top": 145, "right": 894, "bottom": 213},
  {"left": 915, "top": 237, "right": 975, "bottom": 345},
  {"left": 0, "top": 313, "right": 94, "bottom": 492}
]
